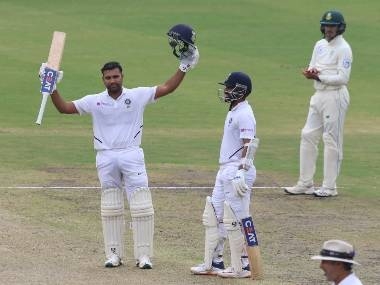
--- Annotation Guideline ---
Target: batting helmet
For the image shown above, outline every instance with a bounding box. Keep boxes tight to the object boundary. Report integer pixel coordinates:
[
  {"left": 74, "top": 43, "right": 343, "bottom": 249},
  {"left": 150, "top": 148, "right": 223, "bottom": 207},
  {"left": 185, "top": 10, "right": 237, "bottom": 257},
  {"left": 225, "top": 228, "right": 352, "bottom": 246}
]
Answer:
[
  {"left": 167, "top": 24, "right": 196, "bottom": 58},
  {"left": 320, "top": 10, "right": 346, "bottom": 35},
  {"left": 218, "top": 72, "right": 253, "bottom": 102}
]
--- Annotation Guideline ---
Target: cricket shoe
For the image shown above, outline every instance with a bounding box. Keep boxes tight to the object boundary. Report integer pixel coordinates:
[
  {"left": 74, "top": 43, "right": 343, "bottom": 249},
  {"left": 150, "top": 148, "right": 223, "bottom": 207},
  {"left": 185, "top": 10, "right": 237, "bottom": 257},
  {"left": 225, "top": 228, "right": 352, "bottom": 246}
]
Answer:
[
  {"left": 217, "top": 267, "right": 251, "bottom": 278},
  {"left": 190, "top": 260, "right": 225, "bottom": 275},
  {"left": 283, "top": 183, "right": 314, "bottom": 195},
  {"left": 136, "top": 255, "right": 153, "bottom": 269},
  {"left": 104, "top": 254, "right": 122, "bottom": 268},
  {"left": 313, "top": 187, "right": 338, "bottom": 197}
]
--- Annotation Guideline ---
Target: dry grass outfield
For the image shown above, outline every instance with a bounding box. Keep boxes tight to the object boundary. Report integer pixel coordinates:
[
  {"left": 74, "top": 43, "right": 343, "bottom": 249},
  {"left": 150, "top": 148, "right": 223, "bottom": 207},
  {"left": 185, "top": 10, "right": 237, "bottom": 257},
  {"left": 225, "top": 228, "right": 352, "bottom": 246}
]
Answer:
[{"left": 1, "top": 170, "right": 379, "bottom": 285}]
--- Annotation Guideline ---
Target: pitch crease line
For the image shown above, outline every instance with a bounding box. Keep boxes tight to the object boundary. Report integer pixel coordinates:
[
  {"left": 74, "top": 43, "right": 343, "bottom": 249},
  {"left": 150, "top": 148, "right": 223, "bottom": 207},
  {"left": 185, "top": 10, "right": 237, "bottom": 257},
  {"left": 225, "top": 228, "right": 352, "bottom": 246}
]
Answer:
[{"left": 0, "top": 186, "right": 282, "bottom": 190}]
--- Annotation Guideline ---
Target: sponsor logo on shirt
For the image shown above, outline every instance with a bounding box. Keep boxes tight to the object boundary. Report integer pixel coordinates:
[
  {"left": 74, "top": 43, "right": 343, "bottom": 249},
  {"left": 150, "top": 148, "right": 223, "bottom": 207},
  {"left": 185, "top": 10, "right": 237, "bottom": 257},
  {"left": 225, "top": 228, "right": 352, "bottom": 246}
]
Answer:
[
  {"left": 240, "top": 128, "right": 254, "bottom": 133},
  {"left": 96, "top": 101, "right": 112, "bottom": 106}
]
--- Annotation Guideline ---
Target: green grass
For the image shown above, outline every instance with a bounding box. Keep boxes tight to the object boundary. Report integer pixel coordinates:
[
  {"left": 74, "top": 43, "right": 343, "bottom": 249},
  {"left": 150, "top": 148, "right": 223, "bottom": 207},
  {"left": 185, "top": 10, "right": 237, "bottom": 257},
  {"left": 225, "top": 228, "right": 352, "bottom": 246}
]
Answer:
[
  {"left": 0, "top": 0, "right": 379, "bottom": 197},
  {"left": 0, "top": 1, "right": 380, "bottom": 284}
]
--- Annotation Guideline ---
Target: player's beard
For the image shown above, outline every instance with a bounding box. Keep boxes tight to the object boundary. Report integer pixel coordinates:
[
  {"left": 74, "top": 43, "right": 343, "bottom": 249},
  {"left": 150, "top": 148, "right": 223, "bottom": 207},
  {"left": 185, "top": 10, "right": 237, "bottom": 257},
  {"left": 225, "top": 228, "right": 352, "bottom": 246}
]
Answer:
[{"left": 107, "top": 83, "right": 122, "bottom": 97}]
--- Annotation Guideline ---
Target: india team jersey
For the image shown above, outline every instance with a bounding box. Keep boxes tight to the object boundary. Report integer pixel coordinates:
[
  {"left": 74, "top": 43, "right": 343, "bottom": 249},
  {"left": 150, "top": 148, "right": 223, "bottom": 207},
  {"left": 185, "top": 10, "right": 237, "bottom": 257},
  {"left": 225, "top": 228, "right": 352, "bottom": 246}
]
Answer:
[
  {"left": 309, "top": 35, "right": 353, "bottom": 90},
  {"left": 219, "top": 100, "right": 256, "bottom": 164},
  {"left": 73, "top": 87, "right": 156, "bottom": 150}
]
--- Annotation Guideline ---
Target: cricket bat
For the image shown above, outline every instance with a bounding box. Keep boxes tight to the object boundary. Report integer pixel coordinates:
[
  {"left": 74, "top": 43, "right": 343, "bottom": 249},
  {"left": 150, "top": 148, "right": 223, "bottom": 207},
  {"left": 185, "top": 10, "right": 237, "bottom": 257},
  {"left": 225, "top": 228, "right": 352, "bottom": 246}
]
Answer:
[
  {"left": 242, "top": 216, "right": 264, "bottom": 280},
  {"left": 35, "top": 31, "right": 66, "bottom": 125}
]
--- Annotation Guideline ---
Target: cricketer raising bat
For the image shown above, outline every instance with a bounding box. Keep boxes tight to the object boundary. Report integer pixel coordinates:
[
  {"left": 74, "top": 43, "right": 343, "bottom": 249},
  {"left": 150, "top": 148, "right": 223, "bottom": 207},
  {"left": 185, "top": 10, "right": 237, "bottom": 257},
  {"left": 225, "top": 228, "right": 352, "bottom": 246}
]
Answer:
[{"left": 35, "top": 31, "right": 66, "bottom": 125}]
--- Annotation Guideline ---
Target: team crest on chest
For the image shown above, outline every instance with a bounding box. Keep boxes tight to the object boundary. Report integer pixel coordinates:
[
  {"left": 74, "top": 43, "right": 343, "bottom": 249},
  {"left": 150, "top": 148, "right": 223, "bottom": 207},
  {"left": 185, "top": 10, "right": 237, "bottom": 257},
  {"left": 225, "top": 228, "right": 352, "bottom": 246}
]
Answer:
[
  {"left": 124, "top": 98, "right": 132, "bottom": 108},
  {"left": 316, "top": 45, "right": 326, "bottom": 55}
]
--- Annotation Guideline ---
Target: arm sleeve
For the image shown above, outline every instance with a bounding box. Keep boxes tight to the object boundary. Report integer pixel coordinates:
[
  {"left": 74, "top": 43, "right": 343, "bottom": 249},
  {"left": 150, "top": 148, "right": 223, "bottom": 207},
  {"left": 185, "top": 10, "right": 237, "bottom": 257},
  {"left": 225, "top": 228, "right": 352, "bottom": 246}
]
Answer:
[
  {"left": 308, "top": 43, "right": 318, "bottom": 70},
  {"left": 138, "top": 86, "right": 157, "bottom": 106},
  {"left": 318, "top": 47, "right": 353, "bottom": 86},
  {"left": 237, "top": 113, "right": 256, "bottom": 140},
  {"left": 73, "top": 95, "right": 93, "bottom": 115}
]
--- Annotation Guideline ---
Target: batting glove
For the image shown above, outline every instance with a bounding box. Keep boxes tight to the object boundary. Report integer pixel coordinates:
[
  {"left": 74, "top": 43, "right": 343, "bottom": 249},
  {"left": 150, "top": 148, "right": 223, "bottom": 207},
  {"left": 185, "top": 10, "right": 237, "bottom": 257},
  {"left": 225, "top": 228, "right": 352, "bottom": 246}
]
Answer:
[
  {"left": 232, "top": 169, "right": 250, "bottom": 197},
  {"left": 179, "top": 45, "right": 199, "bottom": 72},
  {"left": 39, "top": 62, "right": 63, "bottom": 92}
]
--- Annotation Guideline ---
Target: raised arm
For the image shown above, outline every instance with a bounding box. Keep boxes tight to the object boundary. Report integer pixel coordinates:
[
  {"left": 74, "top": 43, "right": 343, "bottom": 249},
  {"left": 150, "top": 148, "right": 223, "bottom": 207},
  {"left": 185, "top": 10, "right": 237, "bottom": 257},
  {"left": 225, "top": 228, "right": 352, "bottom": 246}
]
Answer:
[
  {"left": 50, "top": 89, "right": 78, "bottom": 114},
  {"left": 155, "top": 24, "right": 200, "bottom": 100},
  {"left": 155, "top": 70, "right": 186, "bottom": 99},
  {"left": 154, "top": 46, "right": 199, "bottom": 100}
]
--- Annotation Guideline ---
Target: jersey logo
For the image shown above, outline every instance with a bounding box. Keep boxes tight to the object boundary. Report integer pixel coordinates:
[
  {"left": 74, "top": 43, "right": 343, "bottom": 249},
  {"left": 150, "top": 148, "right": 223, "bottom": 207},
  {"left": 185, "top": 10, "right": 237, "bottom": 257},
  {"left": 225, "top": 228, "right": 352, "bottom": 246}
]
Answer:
[
  {"left": 343, "top": 58, "right": 351, "bottom": 69},
  {"left": 124, "top": 98, "right": 132, "bottom": 108},
  {"left": 240, "top": 128, "right": 254, "bottom": 134},
  {"left": 316, "top": 45, "right": 326, "bottom": 55}
]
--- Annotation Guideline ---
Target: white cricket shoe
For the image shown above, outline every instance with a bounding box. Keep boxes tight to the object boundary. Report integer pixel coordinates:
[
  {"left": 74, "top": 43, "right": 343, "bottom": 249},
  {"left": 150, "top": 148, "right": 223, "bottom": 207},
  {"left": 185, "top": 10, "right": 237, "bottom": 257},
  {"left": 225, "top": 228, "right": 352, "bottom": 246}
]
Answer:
[
  {"left": 190, "top": 261, "right": 224, "bottom": 276},
  {"left": 313, "top": 187, "right": 338, "bottom": 197},
  {"left": 104, "top": 254, "right": 122, "bottom": 268},
  {"left": 283, "top": 183, "right": 314, "bottom": 195},
  {"left": 136, "top": 255, "right": 153, "bottom": 269},
  {"left": 217, "top": 267, "right": 251, "bottom": 278}
]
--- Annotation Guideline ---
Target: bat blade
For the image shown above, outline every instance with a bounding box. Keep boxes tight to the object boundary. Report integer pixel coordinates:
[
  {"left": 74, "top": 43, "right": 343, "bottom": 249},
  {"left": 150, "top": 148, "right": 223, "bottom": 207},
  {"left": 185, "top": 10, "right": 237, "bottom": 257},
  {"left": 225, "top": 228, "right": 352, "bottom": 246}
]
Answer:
[
  {"left": 247, "top": 246, "right": 264, "bottom": 280},
  {"left": 36, "top": 31, "right": 66, "bottom": 125}
]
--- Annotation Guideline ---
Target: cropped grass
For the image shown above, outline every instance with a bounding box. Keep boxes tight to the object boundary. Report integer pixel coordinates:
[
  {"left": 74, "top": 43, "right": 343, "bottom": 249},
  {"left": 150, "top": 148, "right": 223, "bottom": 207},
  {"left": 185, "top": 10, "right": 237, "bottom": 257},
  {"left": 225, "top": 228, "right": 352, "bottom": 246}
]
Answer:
[{"left": 1, "top": 0, "right": 379, "bottom": 196}]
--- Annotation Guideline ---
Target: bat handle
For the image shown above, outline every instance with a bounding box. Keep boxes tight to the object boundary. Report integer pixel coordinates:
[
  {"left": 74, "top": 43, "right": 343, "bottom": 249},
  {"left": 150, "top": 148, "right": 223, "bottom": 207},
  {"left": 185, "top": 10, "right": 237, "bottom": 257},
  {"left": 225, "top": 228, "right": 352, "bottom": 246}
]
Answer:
[{"left": 35, "top": 92, "right": 50, "bottom": 125}]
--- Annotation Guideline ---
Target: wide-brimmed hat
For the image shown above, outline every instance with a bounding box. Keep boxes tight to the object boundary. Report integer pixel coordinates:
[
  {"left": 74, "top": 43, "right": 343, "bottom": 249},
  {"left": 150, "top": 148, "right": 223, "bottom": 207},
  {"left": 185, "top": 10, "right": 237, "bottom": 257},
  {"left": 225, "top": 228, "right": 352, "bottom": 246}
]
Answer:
[{"left": 311, "top": 240, "right": 360, "bottom": 265}]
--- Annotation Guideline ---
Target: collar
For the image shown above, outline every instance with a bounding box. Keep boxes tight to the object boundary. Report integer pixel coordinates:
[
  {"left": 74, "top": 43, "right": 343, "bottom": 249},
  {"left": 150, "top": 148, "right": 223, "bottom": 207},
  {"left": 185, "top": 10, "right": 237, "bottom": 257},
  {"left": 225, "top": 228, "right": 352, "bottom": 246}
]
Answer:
[
  {"left": 105, "top": 87, "right": 127, "bottom": 101},
  {"left": 328, "top": 34, "right": 342, "bottom": 46},
  {"left": 230, "top": 100, "right": 248, "bottom": 111}
]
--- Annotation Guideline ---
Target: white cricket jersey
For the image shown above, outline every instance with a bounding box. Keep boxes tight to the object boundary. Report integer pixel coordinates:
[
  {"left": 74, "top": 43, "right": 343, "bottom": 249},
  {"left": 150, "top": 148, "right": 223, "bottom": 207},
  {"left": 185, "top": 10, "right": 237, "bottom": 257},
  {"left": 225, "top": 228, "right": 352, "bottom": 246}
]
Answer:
[
  {"left": 73, "top": 87, "right": 156, "bottom": 150},
  {"left": 219, "top": 100, "right": 256, "bottom": 165},
  {"left": 309, "top": 35, "right": 352, "bottom": 90}
]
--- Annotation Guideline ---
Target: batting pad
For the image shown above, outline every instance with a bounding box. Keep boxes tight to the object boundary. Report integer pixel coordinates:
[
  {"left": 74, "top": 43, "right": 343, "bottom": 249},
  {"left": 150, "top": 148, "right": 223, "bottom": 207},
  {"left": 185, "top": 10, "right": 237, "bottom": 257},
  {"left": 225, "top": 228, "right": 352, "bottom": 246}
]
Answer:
[
  {"left": 101, "top": 188, "right": 125, "bottom": 259},
  {"left": 202, "top": 196, "right": 219, "bottom": 269},
  {"left": 224, "top": 201, "right": 245, "bottom": 272},
  {"left": 130, "top": 187, "right": 154, "bottom": 259}
]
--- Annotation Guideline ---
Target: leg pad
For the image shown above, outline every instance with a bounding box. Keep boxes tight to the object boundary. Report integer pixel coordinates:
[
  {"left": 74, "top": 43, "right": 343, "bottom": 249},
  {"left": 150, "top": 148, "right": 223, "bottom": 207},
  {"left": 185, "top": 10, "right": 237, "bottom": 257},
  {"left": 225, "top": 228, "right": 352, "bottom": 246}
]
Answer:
[
  {"left": 130, "top": 187, "right": 154, "bottom": 260},
  {"left": 101, "top": 188, "right": 125, "bottom": 259}
]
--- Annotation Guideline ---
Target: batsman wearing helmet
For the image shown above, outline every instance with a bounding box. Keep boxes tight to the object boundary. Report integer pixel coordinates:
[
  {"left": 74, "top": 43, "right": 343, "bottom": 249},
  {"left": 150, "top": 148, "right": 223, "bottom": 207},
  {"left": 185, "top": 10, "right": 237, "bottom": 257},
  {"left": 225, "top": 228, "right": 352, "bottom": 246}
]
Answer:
[
  {"left": 284, "top": 10, "right": 353, "bottom": 197},
  {"left": 38, "top": 24, "right": 199, "bottom": 269},
  {"left": 191, "top": 72, "right": 262, "bottom": 278}
]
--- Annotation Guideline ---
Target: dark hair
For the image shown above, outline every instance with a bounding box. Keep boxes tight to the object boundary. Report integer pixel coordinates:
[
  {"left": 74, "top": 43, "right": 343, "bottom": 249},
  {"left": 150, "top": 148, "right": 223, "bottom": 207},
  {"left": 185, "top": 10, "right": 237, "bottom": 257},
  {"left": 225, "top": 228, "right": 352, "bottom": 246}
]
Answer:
[
  {"left": 101, "top": 61, "right": 123, "bottom": 74},
  {"left": 342, "top": 262, "right": 353, "bottom": 271}
]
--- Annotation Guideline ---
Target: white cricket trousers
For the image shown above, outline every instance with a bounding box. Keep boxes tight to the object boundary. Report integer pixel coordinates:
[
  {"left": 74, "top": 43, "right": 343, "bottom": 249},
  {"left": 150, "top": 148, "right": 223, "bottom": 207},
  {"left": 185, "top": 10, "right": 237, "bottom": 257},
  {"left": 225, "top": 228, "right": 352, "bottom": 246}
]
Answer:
[
  {"left": 96, "top": 147, "right": 148, "bottom": 200},
  {"left": 299, "top": 87, "right": 350, "bottom": 189},
  {"left": 211, "top": 163, "right": 256, "bottom": 222}
]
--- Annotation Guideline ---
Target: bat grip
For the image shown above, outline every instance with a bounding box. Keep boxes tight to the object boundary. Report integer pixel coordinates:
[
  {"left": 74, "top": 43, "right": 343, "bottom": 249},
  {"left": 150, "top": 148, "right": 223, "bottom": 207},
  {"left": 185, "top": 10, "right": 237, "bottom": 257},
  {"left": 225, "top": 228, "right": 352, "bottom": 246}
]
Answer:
[{"left": 35, "top": 92, "right": 49, "bottom": 125}]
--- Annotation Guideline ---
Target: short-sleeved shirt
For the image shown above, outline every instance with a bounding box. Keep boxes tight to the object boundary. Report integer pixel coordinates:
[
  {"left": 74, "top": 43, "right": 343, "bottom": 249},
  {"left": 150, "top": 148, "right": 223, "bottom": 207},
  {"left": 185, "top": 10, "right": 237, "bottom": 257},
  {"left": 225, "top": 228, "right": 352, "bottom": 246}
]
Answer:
[
  {"left": 73, "top": 86, "right": 156, "bottom": 150},
  {"left": 219, "top": 100, "right": 256, "bottom": 164}
]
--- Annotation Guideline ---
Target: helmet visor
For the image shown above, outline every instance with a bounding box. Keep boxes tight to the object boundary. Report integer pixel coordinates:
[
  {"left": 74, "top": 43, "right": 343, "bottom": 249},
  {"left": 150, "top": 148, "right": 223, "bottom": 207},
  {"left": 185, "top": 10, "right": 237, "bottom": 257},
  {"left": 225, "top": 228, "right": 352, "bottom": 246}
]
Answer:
[{"left": 217, "top": 83, "right": 247, "bottom": 103}]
